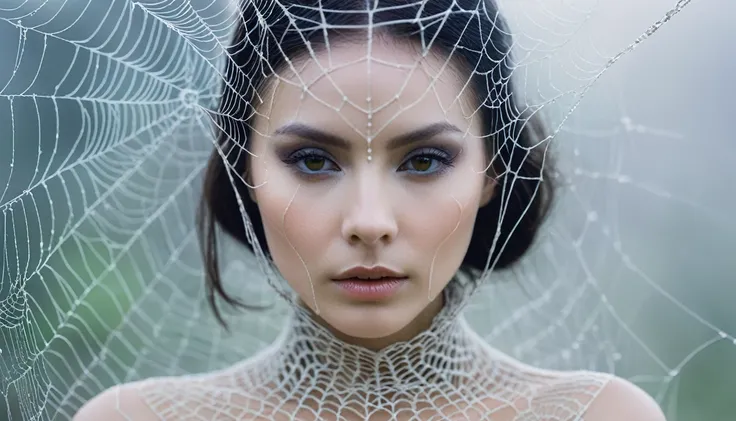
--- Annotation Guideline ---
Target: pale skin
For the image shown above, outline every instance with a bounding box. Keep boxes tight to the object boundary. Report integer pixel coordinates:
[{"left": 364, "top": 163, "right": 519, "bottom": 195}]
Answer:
[
  {"left": 245, "top": 36, "right": 494, "bottom": 350},
  {"left": 74, "top": 39, "right": 666, "bottom": 421}
]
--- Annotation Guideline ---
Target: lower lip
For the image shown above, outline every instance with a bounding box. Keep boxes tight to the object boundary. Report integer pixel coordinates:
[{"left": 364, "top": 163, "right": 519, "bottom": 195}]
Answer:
[{"left": 332, "top": 277, "right": 408, "bottom": 300}]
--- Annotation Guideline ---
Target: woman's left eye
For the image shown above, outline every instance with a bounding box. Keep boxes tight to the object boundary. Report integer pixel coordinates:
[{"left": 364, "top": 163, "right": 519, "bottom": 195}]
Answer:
[
  {"left": 398, "top": 149, "right": 454, "bottom": 175},
  {"left": 401, "top": 155, "right": 436, "bottom": 172}
]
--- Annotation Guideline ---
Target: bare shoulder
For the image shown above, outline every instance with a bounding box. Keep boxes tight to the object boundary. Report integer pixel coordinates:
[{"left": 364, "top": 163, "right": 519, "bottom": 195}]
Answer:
[
  {"left": 581, "top": 376, "right": 666, "bottom": 421},
  {"left": 72, "top": 378, "right": 164, "bottom": 421},
  {"left": 536, "top": 371, "right": 666, "bottom": 421},
  {"left": 73, "top": 371, "right": 266, "bottom": 421}
]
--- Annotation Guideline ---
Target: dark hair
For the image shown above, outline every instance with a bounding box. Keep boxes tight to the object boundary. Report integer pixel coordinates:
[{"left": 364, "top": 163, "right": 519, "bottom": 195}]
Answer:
[{"left": 197, "top": 0, "right": 556, "bottom": 329}]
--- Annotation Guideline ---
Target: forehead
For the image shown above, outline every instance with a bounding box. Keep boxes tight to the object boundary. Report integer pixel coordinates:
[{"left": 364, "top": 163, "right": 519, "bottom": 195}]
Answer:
[{"left": 254, "top": 37, "right": 479, "bottom": 140}]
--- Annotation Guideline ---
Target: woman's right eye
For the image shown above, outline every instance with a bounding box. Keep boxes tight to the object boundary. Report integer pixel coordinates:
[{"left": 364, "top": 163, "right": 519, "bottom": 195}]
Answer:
[
  {"left": 301, "top": 156, "right": 330, "bottom": 172},
  {"left": 283, "top": 149, "right": 340, "bottom": 175}
]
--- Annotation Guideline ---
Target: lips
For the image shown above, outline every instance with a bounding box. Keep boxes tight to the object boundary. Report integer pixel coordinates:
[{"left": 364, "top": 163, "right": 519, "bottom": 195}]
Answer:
[
  {"left": 331, "top": 276, "right": 409, "bottom": 300},
  {"left": 332, "top": 266, "right": 407, "bottom": 281},
  {"left": 336, "top": 276, "right": 407, "bottom": 282}
]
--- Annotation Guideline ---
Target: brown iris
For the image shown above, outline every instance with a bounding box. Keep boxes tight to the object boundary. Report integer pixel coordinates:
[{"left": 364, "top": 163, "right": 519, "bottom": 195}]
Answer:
[
  {"left": 304, "top": 157, "right": 326, "bottom": 171},
  {"left": 409, "top": 156, "right": 432, "bottom": 172}
]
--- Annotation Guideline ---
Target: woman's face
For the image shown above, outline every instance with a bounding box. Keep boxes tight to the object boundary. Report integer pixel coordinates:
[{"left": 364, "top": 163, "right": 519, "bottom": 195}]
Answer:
[{"left": 247, "top": 39, "right": 494, "bottom": 343}]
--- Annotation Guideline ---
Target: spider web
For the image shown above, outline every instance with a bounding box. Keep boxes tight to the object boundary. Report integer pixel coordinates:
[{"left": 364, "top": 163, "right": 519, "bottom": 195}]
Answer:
[{"left": 0, "top": 0, "right": 734, "bottom": 420}]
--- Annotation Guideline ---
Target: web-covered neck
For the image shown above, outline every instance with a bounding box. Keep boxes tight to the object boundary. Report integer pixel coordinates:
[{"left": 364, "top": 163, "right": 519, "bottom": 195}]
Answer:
[{"left": 264, "top": 276, "right": 488, "bottom": 396}]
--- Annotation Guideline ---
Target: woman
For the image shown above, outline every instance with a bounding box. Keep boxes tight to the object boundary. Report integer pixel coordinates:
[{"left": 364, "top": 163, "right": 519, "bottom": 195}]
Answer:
[{"left": 75, "top": 0, "right": 666, "bottom": 419}]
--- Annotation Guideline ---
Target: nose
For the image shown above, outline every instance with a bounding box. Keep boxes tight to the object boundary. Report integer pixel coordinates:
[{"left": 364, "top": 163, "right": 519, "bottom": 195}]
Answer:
[{"left": 340, "top": 173, "right": 398, "bottom": 247}]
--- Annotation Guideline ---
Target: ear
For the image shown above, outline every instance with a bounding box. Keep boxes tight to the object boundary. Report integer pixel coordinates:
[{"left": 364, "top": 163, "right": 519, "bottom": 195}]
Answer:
[{"left": 479, "top": 175, "right": 495, "bottom": 208}]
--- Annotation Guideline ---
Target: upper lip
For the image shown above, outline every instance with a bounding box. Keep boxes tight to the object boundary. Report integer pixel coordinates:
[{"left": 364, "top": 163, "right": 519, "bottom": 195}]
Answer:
[{"left": 333, "top": 266, "right": 407, "bottom": 280}]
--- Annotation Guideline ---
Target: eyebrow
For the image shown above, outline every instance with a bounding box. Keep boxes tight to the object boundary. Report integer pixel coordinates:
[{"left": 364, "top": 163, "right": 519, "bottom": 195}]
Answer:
[{"left": 272, "top": 121, "right": 463, "bottom": 150}]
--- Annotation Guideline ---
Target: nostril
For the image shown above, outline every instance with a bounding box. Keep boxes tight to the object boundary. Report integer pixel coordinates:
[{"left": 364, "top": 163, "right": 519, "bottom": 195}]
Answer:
[{"left": 349, "top": 233, "right": 388, "bottom": 245}]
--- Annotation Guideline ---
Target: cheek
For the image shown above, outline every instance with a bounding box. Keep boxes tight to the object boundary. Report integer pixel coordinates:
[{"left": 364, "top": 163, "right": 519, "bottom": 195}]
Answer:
[
  {"left": 253, "top": 174, "right": 336, "bottom": 286},
  {"left": 400, "top": 176, "right": 482, "bottom": 277}
]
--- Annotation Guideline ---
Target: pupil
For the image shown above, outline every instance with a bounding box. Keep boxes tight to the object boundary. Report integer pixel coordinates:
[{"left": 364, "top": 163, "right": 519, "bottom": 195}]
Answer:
[
  {"left": 305, "top": 157, "right": 324, "bottom": 171},
  {"left": 413, "top": 157, "right": 431, "bottom": 171}
]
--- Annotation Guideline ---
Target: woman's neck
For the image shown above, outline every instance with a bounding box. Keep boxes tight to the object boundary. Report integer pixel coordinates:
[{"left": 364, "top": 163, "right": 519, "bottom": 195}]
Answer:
[{"left": 270, "top": 279, "right": 483, "bottom": 394}]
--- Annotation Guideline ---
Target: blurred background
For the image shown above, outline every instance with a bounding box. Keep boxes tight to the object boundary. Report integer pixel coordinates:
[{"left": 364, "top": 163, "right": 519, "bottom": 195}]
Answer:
[{"left": 0, "top": 0, "right": 734, "bottom": 420}]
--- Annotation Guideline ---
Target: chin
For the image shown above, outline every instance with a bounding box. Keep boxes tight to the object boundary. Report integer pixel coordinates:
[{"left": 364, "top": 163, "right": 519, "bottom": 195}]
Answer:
[{"left": 324, "top": 303, "right": 418, "bottom": 341}]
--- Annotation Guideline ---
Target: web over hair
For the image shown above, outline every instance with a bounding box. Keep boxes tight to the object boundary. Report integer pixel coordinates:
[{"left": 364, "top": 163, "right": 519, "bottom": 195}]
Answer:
[{"left": 0, "top": 0, "right": 733, "bottom": 420}]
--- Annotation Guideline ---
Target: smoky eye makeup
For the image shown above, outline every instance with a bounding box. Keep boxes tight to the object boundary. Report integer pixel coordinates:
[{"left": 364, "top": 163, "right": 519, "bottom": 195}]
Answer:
[
  {"left": 280, "top": 147, "right": 340, "bottom": 175},
  {"left": 399, "top": 146, "right": 457, "bottom": 176},
  {"left": 273, "top": 137, "right": 465, "bottom": 178}
]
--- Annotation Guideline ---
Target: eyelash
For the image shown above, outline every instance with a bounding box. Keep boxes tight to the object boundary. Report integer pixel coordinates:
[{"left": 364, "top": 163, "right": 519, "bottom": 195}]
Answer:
[{"left": 281, "top": 147, "right": 456, "bottom": 178}]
